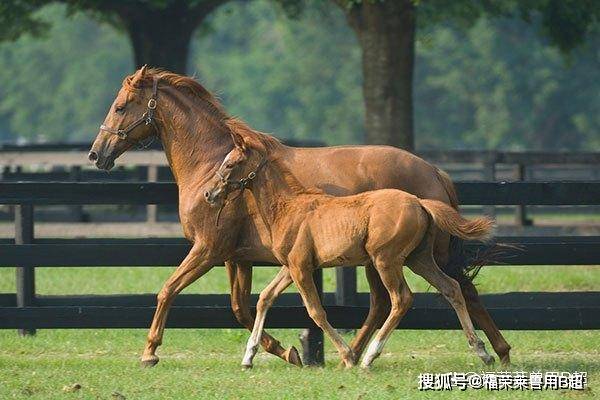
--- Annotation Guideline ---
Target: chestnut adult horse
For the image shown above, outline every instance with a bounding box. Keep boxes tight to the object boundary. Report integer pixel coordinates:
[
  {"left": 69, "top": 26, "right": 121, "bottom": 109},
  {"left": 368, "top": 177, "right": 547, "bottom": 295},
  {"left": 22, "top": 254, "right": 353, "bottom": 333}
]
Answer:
[{"left": 89, "top": 66, "right": 511, "bottom": 367}]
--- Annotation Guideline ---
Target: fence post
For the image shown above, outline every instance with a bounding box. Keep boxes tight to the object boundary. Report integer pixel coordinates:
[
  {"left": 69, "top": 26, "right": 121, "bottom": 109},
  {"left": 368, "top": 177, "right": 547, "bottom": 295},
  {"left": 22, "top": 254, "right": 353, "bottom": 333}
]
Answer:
[
  {"left": 299, "top": 269, "right": 324, "bottom": 366},
  {"left": 147, "top": 165, "right": 158, "bottom": 223},
  {"left": 15, "top": 204, "right": 36, "bottom": 336},
  {"left": 514, "top": 164, "right": 533, "bottom": 226},
  {"left": 483, "top": 154, "right": 497, "bottom": 219},
  {"left": 335, "top": 267, "right": 357, "bottom": 306}
]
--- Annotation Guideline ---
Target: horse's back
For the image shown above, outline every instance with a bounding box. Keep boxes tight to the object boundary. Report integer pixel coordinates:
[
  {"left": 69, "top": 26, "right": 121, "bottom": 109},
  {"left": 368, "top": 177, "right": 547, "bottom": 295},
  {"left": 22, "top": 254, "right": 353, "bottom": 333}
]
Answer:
[{"left": 283, "top": 144, "right": 451, "bottom": 203}]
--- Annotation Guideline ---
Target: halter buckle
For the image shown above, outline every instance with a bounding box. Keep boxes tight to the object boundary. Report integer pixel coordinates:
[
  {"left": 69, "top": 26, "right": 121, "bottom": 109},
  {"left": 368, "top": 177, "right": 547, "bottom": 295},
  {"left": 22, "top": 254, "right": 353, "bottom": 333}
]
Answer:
[
  {"left": 247, "top": 171, "right": 256, "bottom": 180},
  {"left": 117, "top": 130, "right": 128, "bottom": 139},
  {"left": 147, "top": 98, "right": 157, "bottom": 109}
]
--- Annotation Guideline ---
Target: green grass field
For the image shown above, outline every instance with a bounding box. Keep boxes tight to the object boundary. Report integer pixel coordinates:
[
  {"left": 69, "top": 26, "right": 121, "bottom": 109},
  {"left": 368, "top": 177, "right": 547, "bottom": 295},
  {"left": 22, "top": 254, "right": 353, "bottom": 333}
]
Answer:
[{"left": 0, "top": 265, "right": 598, "bottom": 399}]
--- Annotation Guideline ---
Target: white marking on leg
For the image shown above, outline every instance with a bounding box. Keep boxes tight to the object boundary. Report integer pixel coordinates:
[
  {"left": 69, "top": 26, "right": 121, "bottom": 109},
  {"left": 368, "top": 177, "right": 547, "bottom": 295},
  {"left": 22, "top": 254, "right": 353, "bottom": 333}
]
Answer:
[
  {"left": 241, "top": 308, "right": 268, "bottom": 367},
  {"left": 361, "top": 339, "right": 385, "bottom": 368}
]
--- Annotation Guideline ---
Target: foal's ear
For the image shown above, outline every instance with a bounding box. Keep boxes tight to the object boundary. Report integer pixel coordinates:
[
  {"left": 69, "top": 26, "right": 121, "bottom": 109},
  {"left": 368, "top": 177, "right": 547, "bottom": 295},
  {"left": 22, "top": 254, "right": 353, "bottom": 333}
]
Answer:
[{"left": 230, "top": 131, "right": 247, "bottom": 152}]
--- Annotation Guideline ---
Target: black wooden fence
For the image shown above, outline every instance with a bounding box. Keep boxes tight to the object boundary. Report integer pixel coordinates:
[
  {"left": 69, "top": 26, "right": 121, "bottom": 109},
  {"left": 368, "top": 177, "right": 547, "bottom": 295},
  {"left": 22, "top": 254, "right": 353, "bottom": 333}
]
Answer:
[{"left": 0, "top": 181, "right": 599, "bottom": 363}]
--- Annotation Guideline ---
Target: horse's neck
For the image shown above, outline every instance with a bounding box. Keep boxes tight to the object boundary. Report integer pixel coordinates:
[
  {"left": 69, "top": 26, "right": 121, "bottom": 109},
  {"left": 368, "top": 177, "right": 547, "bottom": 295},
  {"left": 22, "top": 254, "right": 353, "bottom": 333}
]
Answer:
[{"left": 156, "top": 88, "right": 231, "bottom": 189}]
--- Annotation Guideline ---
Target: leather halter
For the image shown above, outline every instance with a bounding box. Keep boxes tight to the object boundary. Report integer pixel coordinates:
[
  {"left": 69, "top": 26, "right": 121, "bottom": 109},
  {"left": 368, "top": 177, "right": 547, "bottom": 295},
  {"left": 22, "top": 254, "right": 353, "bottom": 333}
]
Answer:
[
  {"left": 99, "top": 76, "right": 159, "bottom": 147},
  {"left": 215, "top": 157, "right": 267, "bottom": 226}
]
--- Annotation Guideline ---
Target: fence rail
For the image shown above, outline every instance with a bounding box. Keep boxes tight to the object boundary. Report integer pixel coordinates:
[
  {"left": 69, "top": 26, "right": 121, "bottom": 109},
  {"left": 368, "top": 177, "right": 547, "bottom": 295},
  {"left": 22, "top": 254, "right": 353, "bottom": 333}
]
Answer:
[{"left": 0, "top": 181, "right": 599, "bottom": 363}]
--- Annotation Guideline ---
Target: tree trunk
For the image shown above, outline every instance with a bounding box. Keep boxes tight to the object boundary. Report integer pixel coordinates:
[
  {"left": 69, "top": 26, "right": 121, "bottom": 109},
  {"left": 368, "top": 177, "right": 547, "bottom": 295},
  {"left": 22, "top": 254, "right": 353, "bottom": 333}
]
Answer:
[
  {"left": 126, "top": 17, "right": 194, "bottom": 74},
  {"left": 117, "top": 3, "right": 220, "bottom": 74},
  {"left": 344, "top": 0, "right": 415, "bottom": 150}
]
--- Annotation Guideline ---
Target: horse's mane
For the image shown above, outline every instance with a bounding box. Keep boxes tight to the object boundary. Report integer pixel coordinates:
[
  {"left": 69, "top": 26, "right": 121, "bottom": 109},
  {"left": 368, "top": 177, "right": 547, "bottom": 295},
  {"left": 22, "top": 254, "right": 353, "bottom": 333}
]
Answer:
[
  {"left": 123, "top": 67, "right": 318, "bottom": 195},
  {"left": 123, "top": 67, "right": 226, "bottom": 119}
]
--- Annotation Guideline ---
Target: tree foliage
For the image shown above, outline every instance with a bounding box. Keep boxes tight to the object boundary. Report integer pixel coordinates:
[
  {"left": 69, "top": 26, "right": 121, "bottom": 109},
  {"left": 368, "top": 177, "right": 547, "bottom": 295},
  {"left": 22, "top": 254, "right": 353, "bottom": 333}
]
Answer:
[{"left": 0, "top": 1, "right": 597, "bottom": 150}]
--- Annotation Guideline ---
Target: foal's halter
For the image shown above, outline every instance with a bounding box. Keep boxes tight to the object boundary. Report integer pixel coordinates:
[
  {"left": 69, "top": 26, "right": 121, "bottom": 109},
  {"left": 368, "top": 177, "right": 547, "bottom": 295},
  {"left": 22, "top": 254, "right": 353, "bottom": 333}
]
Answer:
[
  {"left": 99, "top": 76, "right": 160, "bottom": 148},
  {"left": 215, "top": 158, "right": 267, "bottom": 227}
]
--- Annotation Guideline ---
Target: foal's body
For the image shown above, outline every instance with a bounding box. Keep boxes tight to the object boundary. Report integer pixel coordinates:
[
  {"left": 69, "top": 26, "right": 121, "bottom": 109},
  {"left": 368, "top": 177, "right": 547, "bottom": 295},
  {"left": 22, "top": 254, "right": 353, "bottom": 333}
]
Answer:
[{"left": 206, "top": 143, "right": 495, "bottom": 368}]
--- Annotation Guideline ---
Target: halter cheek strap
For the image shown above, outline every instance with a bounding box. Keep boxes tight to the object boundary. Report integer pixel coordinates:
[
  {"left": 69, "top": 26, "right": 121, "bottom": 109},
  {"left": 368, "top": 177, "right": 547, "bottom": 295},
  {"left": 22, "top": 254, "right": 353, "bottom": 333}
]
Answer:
[
  {"left": 215, "top": 158, "right": 267, "bottom": 227},
  {"left": 99, "top": 76, "right": 160, "bottom": 146}
]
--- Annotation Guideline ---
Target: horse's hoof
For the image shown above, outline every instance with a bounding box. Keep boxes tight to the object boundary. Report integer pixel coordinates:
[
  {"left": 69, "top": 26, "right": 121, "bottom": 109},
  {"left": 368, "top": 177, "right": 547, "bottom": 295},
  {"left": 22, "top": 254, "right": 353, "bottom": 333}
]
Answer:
[
  {"left": 500, "top": 354, "right": 510, "bottom": 366},
  {"left": 284, "top": 346, "right": 303, "bottom": 367},
  {"left": 241, "top": 363, "right": 253, "bottom": 370},
  {"left": 140, "top": 355, "right": 159, "bottom": 368}
]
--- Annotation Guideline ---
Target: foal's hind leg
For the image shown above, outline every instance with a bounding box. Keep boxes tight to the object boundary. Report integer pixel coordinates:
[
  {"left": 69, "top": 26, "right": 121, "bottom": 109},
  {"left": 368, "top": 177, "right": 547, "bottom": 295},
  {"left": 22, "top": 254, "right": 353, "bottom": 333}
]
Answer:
[
  {"left": 226, "top": 261, "right": 302, "bottom": 366},
  {"left": 241, "top": 267, "right": 294, "bottom": 368},
  {"left": 349, "top": 262, "right": 391, "bottom": 361},
  {"left": 362, "top": 259, "right": 413, "bottom": 368},
  {"left": 409, "top": 251, "right": 494, "bottom": 365}
]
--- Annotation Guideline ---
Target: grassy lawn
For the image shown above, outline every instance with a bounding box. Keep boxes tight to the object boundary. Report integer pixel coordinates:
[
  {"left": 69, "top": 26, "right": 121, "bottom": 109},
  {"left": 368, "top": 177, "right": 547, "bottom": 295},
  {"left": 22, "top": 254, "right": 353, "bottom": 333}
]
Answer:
[{"left": 0, "top": 265, "right": 598, "bottom": 399}]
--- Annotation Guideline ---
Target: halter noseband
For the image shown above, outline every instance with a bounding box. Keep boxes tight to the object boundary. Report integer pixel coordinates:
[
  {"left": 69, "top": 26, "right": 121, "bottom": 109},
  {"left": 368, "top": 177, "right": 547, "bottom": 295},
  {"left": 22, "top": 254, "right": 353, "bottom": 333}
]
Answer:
[{"left": 99, "top": 76, "right": 160, "bottom": 147}]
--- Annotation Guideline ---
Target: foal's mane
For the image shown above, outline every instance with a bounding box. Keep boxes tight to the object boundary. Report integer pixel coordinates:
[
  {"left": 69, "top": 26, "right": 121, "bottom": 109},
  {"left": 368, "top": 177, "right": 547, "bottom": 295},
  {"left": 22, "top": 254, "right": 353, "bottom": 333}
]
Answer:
[{"left": 226, "top": 119, "right": 322, "bottom": 196}]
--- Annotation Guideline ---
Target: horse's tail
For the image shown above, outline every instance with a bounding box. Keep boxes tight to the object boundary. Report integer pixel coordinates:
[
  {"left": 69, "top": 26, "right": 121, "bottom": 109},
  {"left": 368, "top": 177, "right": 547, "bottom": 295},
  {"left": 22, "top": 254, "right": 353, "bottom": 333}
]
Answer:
[
  {"left": 434, "top": 167, "right": 459, "bottom": 210},
  {"left": 419, "top": 199, "right": 494, "bottom": 242}
]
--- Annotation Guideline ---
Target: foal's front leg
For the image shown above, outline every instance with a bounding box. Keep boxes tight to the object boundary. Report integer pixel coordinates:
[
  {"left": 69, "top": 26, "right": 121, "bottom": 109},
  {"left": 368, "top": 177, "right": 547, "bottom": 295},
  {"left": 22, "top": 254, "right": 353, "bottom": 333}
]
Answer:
[
  {"left": 290, "top": 265, "right": 356, "bottom": 368},
  {"left": 141, "top": 243, "right": 214, "bottom": 367},
  {"left": 241, "top": 267, "right": 293, "bottom": 368}
]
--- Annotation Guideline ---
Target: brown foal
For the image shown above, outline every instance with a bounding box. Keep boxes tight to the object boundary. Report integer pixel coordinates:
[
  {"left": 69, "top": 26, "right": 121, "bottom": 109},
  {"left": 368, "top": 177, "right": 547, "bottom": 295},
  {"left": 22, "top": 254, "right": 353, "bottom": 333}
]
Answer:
[
  {"left": 205, "top": 135, "right": 495, "bottom": 368},
  {"left": 89, "top": 66, "right": 511, "bottom": 367}
]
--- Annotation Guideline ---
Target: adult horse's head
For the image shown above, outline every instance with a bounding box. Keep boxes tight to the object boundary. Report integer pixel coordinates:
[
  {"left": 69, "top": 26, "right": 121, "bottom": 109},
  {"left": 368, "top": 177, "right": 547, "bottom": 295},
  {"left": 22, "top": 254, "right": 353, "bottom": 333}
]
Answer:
[{"left": 89, "top": 65, "right": 159, "bottom": 170}]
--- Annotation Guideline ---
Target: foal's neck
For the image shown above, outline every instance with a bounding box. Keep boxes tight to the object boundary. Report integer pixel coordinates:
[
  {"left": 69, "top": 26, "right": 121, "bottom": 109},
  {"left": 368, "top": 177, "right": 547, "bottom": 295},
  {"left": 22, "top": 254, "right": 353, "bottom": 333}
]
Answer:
[
  {"left": 249, "top": 161, "right": 313, "bottom": 230},
  {"left": 155, "top": 87, "right": 232, "bottom": 188}
]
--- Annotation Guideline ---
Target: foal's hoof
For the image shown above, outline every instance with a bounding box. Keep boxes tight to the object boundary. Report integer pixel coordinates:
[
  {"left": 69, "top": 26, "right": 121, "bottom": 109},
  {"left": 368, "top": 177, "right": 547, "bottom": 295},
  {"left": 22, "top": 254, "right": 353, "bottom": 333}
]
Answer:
[
  {"left": 284, "top": 346, "right": 303, "bottom": 367},
  {"left": 140, "top": 355, "right": 159, "bottom": 368},
  {"left": 481, "top": 354, "right": 495, "bottom": 366},
  {"left": 241, "top": 363, "right": 253, "bottom": 370},
  {"left": 500, "top": 353, "right": 511, "bottom": 366}
]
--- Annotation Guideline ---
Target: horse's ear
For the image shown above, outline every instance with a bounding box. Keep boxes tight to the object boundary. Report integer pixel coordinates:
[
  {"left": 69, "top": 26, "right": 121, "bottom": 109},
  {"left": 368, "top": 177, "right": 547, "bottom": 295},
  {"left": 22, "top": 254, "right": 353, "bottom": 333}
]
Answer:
[{"left": 131, "top": 65, "right": 147, "bottom": 86}]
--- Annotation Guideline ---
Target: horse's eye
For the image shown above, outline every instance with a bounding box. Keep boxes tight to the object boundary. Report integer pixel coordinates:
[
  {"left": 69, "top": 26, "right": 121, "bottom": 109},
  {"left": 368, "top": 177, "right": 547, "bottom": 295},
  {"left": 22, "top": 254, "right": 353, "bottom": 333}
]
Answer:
[
  {"left": 225, "top": 163, "right": 234, "bottom": 168},
  {"left": 115, "top": 106, "right": 125, "bottom": 114}
]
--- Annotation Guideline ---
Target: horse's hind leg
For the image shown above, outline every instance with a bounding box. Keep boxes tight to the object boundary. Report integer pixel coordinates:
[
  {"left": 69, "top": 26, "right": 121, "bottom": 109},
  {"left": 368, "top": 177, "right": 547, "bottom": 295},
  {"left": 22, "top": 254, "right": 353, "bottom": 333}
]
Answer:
[
  {"left": 226, "top": 261, "right": 302, "bottom": 366},
  {"left": 409, "top": 251, "right": 494, "bottom": 365},
  {"left": 349, "top": 262, "right": 391, "bottom": 361},
  {"left": 433, "top": 235, "right": 511, "bottom": 365},
  {"left": 241, "top": 267, "right": 294, "bottom": 368},
  {"left": 361, "top": 258, "right": 413, "bottom": 368}
]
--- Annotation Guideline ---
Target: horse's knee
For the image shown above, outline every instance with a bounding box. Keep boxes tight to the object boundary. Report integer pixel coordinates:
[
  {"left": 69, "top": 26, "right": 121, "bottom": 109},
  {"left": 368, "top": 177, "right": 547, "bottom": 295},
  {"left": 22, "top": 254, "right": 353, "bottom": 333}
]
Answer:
[
  {"left": 307, "top": 307, "right": 327, "bottom": 323},
  {"left": 401, "top": 289, "right": 414, "bottom": 308},
  {"left": 157, "top": 287, "right": 173, "bottom": 304},
  {"left": 231, "top": 304, "right": 253, "bottom": 328}
]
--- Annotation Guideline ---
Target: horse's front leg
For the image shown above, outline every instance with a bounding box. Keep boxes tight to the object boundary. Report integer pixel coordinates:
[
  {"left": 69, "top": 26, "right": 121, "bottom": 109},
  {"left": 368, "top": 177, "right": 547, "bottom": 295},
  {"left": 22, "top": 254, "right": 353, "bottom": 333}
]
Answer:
[
  {"left": 141, "top": 243, "right": 214, "bottom": 367},
  {"left": 226, "top": 260, "right": 302, "bottom": 367}
]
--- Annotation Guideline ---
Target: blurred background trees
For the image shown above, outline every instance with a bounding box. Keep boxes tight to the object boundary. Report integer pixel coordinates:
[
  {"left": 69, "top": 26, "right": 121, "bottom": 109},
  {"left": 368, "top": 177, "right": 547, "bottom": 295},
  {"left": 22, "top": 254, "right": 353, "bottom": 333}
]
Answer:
[{"left": 0, "top": 0, "right": 598, "bottom": 150}]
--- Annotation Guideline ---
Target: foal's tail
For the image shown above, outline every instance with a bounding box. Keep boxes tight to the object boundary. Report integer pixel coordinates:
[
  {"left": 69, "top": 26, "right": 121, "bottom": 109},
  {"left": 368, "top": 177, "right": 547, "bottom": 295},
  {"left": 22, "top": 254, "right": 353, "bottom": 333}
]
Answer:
[{"left": 419, "top": 199, "right": 494, "bottom": 242}]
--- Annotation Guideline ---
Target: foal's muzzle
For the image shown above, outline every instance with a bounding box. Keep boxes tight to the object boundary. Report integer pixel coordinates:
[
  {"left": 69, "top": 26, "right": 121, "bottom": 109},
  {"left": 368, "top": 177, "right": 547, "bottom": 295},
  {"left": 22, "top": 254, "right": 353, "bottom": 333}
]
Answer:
[{"left": 204, "top": 189, "right": 223, "bottom": 206}]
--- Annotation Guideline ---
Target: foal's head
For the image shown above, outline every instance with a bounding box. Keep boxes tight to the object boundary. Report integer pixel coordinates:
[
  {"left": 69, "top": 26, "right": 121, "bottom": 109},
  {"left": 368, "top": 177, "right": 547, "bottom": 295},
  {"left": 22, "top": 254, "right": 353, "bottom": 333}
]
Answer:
[
  {"left": 89, "top": 65, "right": 160, "bottom": 170},
  {"left": 204, "top": 132, "right": 264, "bottom": 207}
]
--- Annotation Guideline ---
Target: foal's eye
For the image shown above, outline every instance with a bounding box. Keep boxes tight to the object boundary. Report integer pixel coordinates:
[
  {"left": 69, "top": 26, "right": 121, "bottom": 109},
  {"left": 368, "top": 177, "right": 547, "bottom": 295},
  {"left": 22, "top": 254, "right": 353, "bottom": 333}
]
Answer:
[
  {"left": 225, "top": 163, "right": 234, "bottom": 168},
  {"left": 115, "top": 105, "right": 125, "bottom": 114}
]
